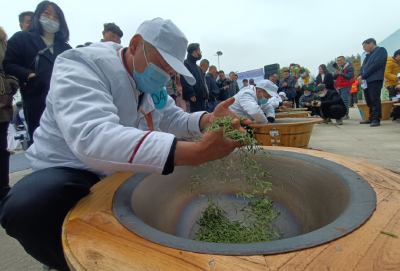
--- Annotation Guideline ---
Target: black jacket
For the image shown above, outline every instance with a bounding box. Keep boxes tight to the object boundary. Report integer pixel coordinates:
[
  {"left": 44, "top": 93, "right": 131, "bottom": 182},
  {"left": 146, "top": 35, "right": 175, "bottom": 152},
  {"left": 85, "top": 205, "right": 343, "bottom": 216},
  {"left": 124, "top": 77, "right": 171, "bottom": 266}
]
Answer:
[
  {"left": 3, "top": 30, "right": 71, "bottom": 103},
  {"left": 205, "top": 73, "right": 219, "bottom": 101},
  {"left": 315, "top": 73, "right": 335, "bottom": 90},
  {"left": 278, "top": 77, "right": 296, "bottom": 94},
  {"left": 216, "top": 78, "right": 230, "bottom": 101},
  {"left": 319, "top": 89, "right": 346, "bottom": 109},
  {"left": 359, "top": 46, "right": 388, "bottom": 83},
  {"left": 180, "top": 54, "right": 208, "bottom": 101}
]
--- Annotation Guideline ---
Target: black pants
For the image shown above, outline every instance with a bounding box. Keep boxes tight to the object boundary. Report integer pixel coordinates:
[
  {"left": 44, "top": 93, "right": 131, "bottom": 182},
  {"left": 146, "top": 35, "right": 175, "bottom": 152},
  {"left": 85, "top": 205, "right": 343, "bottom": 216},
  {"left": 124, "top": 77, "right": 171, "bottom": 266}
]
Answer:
[
  {"left": 0, "top": 122, "right": 10, "bottom": 188},
  {"left": 321, "top": 104, "right": 346, "bottom": 120},
  {"left": 305, "top": 106, "right": 318, "bottom": 116},
  {"left": 24, "top": 100, "right": 45, "bottom": 145},
  {"left": 349, "top": 92, "right": 358, "bottom": 107},
  {"left": 364, "top": 80, "right": 383, "bottom": 121},
  {"left": 294, "top": 91, "right": 302, "bottom": 108},
  {"left": 387, "top": 85, "right": 399, "bottom": 98},
  {"left": 0, "top": 167, "right": 100, "bottom": 271}
]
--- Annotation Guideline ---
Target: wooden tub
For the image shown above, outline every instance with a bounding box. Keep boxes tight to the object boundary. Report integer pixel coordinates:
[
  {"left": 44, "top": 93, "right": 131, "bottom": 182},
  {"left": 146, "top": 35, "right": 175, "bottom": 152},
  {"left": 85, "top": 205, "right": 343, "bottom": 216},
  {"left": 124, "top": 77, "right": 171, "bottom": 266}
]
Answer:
[
  {"left": 250, "top": 118, "right": 323, "bottom": 148},
  {"left": 62, "top": 147, "right": 400, "bottom": 271},
  {"left": 275, "top": 111, "right": 311, "bottom": 119},
  {"left": 279, "top": 108, "right": 308, "bottom": 112},
  {"left": 355, "top": 101, "right": 395, "bottom": 121}
]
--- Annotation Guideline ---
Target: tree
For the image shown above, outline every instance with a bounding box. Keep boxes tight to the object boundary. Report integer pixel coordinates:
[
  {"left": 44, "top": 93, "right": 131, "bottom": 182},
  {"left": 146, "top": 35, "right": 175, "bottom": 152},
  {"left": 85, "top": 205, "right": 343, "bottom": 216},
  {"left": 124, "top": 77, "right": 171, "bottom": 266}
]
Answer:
[{"left": 279, "top": 65, "right": 310, "bottom": 79}]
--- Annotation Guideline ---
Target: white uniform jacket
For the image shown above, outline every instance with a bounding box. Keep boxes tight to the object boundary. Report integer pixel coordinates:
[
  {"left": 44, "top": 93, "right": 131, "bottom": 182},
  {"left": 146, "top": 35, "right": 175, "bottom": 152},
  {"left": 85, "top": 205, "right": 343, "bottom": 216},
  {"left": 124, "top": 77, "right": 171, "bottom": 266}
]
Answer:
[
  {"left": 26, "top": 42, "right": 205, "bottom": 178},
  {"left": 229, "top": 87, "right": 269, "bottom": 124}
]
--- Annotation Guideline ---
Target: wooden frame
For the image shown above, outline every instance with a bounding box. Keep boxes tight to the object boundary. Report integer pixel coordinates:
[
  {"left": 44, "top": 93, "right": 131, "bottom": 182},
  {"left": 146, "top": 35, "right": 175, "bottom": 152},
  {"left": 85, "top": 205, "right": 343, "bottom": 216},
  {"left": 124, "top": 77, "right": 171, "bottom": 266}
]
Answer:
[{"left": 62, "top": 147, "right": 400, "bottom": 271}]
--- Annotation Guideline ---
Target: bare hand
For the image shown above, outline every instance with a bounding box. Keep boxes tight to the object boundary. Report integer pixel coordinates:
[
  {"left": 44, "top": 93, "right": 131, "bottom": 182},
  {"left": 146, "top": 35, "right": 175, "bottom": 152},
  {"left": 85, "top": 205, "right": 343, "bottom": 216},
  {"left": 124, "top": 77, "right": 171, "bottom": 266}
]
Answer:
[
  {"left": 199, "top": 97, "right": 252, "bottom": 131},
  {"left": 190, "top": 96, "right": 196, "bottom": 102},
  {"left": 315, "top": 101, "right": 321, "bottom": 107},
  {"left": 283, "top": 101, "right": 292, "bottom": 106},
  {"left": 335, "top": 70, "right": 341, "bottom": 75},
  {"left": 306, "top": 102, "right": 310, "bottom": 106},
  {"left": 395, "top": 84, "right": 400, "bottom": 89},
  {"left": 282, "top": 82, "right": 288, "bottom": 87},
  {"left": 28, "top": 73, "right": 36, "bottom": 79},
  {"left": 357, "top": 76, "right": 362, "bottom": 83},
  {"left": 224, "top": 85, "right": 229, "bottom": 89}
]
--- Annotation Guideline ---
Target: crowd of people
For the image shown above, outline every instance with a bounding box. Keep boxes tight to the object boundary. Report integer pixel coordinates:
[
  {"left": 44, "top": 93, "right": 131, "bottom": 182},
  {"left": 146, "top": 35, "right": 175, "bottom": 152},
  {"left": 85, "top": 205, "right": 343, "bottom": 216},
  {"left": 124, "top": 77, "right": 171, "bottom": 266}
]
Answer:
[{"left": 0, "top": 1, "right": 400, "bottom": 270}]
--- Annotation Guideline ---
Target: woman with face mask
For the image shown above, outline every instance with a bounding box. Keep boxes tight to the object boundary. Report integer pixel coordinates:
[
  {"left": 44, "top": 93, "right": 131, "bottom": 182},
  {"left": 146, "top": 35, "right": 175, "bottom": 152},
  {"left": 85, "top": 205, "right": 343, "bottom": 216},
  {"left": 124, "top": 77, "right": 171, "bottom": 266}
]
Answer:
[{"left": 3, "top": 1, "right": 71, "bottom": 145}]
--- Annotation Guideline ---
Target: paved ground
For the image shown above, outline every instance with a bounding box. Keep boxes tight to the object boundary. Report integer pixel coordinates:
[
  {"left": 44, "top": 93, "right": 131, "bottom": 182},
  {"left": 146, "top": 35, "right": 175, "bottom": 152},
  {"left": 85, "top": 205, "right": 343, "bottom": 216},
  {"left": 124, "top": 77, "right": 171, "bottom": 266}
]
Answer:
[{"left": 0, "top": 107, "right": 399, "bottom": 270}]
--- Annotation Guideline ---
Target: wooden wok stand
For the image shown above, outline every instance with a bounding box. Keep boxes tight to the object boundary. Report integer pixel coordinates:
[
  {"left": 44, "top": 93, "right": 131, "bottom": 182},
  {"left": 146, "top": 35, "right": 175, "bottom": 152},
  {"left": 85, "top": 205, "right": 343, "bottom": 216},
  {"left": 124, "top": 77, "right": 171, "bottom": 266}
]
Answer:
[{"left": 62, "top": 147, "right": 400, "bottom": 271}]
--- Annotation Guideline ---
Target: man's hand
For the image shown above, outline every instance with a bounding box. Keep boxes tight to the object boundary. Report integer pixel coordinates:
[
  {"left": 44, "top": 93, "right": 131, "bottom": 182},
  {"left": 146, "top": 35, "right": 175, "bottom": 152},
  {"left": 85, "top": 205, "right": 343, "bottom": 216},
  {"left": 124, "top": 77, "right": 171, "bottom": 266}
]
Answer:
[
  {"left": 395, "top": 84, "right": 400, "bottom": 89},
  {"left": 335, "top": 70, "right": 341, "bottom": 75},
  {"left": 357, "top": 76, "right": 362, "bottom": 83},
  {"left": 174, "top": 127, "right": 242, "bottom": 166},
  {"left": 224, "top": 85, "right": 229, "bottom": 89},
  {"left": 314, "top": 101, "right": 321, "bottom": 107},
  {"left": 199, "top": 97, "right": 252, "bottom": 131},
  {"left": 283, "top": 101, "right": 293, "bottom": 106},
  {"left": 190, "top": 96, "right": 196, "bottom": 102},
  {"left": 282, "top": 82, "right": 288, "bottom": 87},
  {"left": 306, "top": 102, "right": 310, "bottom": 106}
]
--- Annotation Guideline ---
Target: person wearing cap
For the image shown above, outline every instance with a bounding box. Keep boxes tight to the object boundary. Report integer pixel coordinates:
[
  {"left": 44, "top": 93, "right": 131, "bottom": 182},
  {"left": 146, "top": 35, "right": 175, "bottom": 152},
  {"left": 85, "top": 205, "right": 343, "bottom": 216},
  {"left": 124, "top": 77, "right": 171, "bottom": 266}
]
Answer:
[
  {"left": 299, "top": 88, "right": 319, "bottom": 116},
  {"left": 0, "top": 18, "right": 251, "bottom": 270},
  {"left": 384, "top": 50, "right": 400, "bottom": 98},
  {"left": 229, "top": 79, "right": 278, "bottom": 124},
  {"left": 313, "top": 84, "right": 346, "bottom": 125},
  {"left": 180, "top": 43, "right": 208, "bottom": 113}
]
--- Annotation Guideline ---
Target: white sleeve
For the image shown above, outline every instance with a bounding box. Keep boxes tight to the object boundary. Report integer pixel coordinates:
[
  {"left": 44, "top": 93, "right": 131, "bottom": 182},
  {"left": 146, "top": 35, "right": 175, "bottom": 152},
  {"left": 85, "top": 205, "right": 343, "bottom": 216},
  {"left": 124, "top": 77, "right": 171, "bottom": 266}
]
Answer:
[
  {"left": 50, "top": 52, "right": 175, "bottom": 174},
  {"left": 261, "top": 103, "right": 276, "bottom": 118},
  {"left": 159, "top": 97, "right": 205, "bottom": 138},
  {"left": 240, "top": 92, "right": 268, "bottom": 124}
]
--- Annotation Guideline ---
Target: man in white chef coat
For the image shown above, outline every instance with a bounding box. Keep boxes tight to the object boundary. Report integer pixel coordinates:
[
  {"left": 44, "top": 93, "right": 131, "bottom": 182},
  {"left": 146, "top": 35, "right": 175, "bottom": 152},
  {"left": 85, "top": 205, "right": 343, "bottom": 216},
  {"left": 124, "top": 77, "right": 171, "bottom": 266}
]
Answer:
[
  {"left": 0, "top": 18, "right": 250, "bottom": 271},
  {"left": 229, "top": 79, "right": 278, "bottom": 124}
]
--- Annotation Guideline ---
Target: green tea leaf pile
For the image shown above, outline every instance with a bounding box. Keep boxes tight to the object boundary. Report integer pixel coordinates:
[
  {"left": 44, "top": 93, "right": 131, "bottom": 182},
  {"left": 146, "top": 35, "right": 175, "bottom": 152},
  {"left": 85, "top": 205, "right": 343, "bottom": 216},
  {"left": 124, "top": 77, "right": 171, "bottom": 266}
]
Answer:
[{"left": 191, "top": 116, "right": 281, "bottom": 244}]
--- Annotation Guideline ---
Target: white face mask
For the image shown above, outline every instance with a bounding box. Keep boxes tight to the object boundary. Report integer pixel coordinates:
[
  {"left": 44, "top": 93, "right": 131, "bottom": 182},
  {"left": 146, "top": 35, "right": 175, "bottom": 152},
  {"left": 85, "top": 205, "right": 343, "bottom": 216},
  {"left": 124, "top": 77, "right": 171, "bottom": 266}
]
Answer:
[
  {"left": 318, "top": 93, "right": 326, "bottom": 97},
  {"left": 39, "top": 16, "right": 60, "bottom": 34}
]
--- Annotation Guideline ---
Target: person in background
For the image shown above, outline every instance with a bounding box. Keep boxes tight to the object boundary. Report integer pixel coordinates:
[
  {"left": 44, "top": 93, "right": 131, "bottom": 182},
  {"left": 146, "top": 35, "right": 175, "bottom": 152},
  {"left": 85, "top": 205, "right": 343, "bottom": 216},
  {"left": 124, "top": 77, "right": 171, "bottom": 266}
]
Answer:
[
  {"left": 13, "top": 101, "right": 25, "bottom": 130},
  {"left": 213, "top": 71, "right": 218, "bottom": 80},
  {"left": 181, "top": 43, "right": 208, "bottom": 112},
  {"left": 278, "top": 70, "right": 296, "bottom": 102},
  {"left": 166, "top": 75, "right": 178, "bottom": 102},
  {"left": 205, "top": 65, "right": 220, "bottom": 112},
  {"left": 228, "top": 71, "right": 240, "bottom": 97},
  {"left": 292, "top": 71, "right": 297, "bottom": 79},
  {"left": 200, "top": 59, "right": 209, "bottom": 74},
  {"left": 175, "top": 74, "right": 186, "bottom": 111},
  {"left": 384, "top": 49, "right": 400, "bottom": 98},
  {"left": 3, "top": 1, "right": 72, "bottom": 145},
  {"left": 357, "top": 38, "right": 388, "bottom": 127},
  {"left": 229, "top": 79, "right": 278, "bottom": 124},
  {"left": 333, "top": 56, "right": 354, "bottom": 119},
  {"left": 291, "top": 71, "right": 301, "bottom": 108},
  {"left": 19, "top": 11, "right": 33, "bottom": 31},
  {"left": 313, "top": 84, "right": 346, "bottom": 125},
  {"left": 349, "top": 80, "right": 359, "bottom": 107},
  {"left": 242, "top": 79, "right": 248, "bottom": 89},
  {"left": 299, "top": 88, "right": 319, "bottom": 116},
  {"left": 297, "top": 68, "right": 315, "bottom": 93},
  {"left": 101, "top": 23, "right": 123, "bottom": 44},
  {"left": 315, "top": 64, "right": 334, "bottom": 90},
  {"left": 0, "top": 27, "right": 19, "bottom": 201},
  {"left": 216, "top": 70, "right": 230, "bottom": 101},
  {"left": 249, "top": 78, "right": 256, "bottom": 87},
  {"left": 273, "top": 73, "right": 279, "bottom": 87}
]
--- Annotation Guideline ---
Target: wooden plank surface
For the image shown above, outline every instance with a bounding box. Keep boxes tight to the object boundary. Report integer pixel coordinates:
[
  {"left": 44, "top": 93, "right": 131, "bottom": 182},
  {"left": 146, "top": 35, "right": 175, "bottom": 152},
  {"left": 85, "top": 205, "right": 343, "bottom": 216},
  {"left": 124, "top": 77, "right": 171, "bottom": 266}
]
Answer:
[{"left": 63, "top": 147, "right": 400, "bottom": 271}]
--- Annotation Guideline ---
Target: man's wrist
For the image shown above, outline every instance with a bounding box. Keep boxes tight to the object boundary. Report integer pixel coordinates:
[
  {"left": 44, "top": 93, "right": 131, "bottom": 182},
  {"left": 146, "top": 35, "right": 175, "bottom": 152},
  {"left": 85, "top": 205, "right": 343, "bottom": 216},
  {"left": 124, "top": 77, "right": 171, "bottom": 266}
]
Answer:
[
  {"left": 199, "top": 113, "right": 211, "bottom": 131},
  {"left": 174, "top": 141, "right": 205, "bottom": 166}
]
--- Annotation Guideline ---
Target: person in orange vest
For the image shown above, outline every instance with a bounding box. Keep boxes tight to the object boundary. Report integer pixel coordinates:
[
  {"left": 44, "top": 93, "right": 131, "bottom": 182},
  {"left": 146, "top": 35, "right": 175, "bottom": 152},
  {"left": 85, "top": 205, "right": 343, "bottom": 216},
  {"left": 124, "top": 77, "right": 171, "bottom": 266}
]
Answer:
[{"left": 349, "top": 81, "right": 359, "bottom": 108}]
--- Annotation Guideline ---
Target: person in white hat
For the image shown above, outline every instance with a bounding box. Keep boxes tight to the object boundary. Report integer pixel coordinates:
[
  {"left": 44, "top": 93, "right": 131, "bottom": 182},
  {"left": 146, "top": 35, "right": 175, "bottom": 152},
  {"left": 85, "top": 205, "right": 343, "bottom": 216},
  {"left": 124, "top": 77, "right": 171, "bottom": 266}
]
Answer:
[
  {"left": 0, "top": 18, "right": 250, "bottom": 270},
  {"left": 229, "top": 79, "right": 278, "bottom": 124}
]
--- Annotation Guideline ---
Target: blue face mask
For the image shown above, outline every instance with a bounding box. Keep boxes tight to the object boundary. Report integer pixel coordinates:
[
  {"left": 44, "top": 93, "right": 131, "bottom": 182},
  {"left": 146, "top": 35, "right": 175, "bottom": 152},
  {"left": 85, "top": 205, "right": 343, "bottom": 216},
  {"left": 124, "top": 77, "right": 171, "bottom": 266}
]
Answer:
[
  {"left": 258, "top": 97, "right": 269, "bottom": 104},
  {"left": 132, "top": 43, "right": 170, "bottom": 109},
  {"left": 300, "top": 73, "right": 307, "bottom": 78},
  {"left": 304, "top": 93, "right": 310, "bottom": 96}
]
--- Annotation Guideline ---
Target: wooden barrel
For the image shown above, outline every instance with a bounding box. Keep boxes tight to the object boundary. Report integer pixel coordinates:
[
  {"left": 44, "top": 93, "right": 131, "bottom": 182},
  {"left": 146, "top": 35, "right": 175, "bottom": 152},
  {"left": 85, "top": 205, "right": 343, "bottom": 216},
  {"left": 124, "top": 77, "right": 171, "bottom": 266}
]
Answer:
[
  {"left": 279, "top": 108, "right": 308, "bottom": 112},
  {"left": 356, "top": 101, "right": 395, "bottom": 121},
  {"left": 249, "top": 118, "right": 323, "bottom": 148},
  {"left": 275, "top": 111, "right": 311, "bottom": 119},
  {"left": 62, "top": 148, "right": 400, "bottom": 271}
]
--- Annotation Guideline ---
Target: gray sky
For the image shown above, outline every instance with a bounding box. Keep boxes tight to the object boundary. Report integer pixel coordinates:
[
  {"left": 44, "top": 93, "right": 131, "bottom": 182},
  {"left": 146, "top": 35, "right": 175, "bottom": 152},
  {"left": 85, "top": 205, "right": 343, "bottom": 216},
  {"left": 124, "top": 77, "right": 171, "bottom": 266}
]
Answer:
[{"left": 2, "top": 0, "right": 399, "bottom": 75}]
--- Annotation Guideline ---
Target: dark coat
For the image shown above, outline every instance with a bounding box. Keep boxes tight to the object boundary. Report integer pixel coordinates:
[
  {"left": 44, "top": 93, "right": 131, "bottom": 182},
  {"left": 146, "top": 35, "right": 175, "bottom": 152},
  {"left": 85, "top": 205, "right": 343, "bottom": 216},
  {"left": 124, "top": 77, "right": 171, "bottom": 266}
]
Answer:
[
  {"left": 216, "top": 78, "right": 230, "bottom": 101},
  {"left": 180, "top": 54, "right": 208, "bottom": 101},
  {"left": 359, "top": 46, "right": 388, "bottom": 83},
  {"left": 278, "top": 77, "right": 296, "bottom": 95},
  {"left": 319, "top": 89, "right": 346, "bottom": 110},
  {"left": 205, "top": 73, "right": 219, "bottom": 101},
  {"left": 3, "top": 30, "right": 71, "bottom": 141},
  {"left": 315, "top": 73, "right": 335, "bottom": 90}
]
